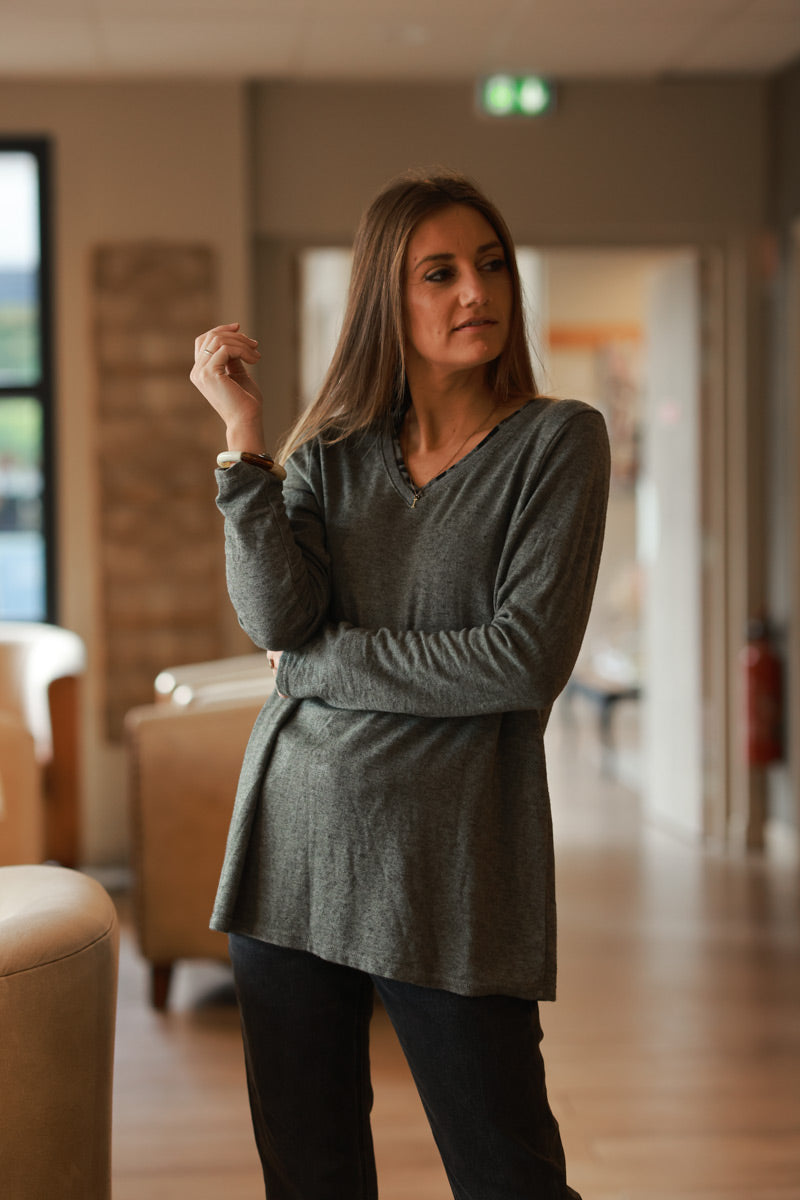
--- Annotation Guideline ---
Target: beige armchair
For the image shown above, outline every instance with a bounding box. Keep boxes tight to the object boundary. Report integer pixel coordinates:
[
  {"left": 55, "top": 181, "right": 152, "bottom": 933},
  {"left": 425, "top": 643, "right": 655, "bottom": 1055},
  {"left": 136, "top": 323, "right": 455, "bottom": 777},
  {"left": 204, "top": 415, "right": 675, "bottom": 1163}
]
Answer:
[
  {"left": 153, "top": 650, "right": 273, "bottom": 706},
  {"left": 0, "top": 864, "right": 119, "bottom": 1199},
  {"left": 0, "top": 711, "right": 44, "bottom": 864},
  {"left": 126, "top": 671, "right": 269, "bottom": 1009},
  {"left": 0, "top": 622, "right": 86, "bottom": 866}
]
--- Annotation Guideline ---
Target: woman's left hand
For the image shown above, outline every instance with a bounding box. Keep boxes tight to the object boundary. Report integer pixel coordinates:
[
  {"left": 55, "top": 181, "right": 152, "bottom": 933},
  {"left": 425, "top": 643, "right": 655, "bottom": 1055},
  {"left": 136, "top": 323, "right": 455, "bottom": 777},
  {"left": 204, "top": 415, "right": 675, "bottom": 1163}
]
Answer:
[
  {"left": 191, "top": 322, "right": 265, "bottom": 451},
  {"left": 267, "top": 651, "right": 286, "bottom": 697}
]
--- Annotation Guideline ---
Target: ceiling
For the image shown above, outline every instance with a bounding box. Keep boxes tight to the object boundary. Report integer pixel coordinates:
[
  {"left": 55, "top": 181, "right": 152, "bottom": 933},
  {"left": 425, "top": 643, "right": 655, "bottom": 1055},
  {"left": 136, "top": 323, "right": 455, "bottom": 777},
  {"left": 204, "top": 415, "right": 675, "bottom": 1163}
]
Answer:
[{"left": 1, "top": 0, "right": 799, "bottom": 82}]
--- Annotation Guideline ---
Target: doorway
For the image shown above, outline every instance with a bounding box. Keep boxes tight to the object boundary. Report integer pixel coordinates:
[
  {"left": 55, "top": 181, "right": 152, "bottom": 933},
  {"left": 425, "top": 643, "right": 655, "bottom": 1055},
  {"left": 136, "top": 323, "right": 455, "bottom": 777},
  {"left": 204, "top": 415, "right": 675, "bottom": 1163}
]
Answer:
[
  {"left": 520, "top": 247, "right": 706, "bottom": 836},
  {"left": 296, "top": 244, "right": 714, "bottom": 838}
]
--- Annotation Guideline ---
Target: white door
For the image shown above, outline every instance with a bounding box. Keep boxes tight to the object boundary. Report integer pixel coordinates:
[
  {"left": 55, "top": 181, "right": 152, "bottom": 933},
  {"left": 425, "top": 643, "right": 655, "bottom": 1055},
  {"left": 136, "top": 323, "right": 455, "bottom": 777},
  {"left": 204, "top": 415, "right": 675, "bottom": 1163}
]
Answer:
[{"left": 639, "top": 253, "right": 703, "bottom": 835}]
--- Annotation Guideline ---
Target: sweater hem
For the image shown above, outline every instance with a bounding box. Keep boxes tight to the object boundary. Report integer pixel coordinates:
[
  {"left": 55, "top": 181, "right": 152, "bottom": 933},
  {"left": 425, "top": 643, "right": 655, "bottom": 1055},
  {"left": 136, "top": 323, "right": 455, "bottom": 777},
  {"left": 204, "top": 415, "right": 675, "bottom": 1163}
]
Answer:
[{"left": 213, "top": 917, "right": 556, "bottom": 1002}]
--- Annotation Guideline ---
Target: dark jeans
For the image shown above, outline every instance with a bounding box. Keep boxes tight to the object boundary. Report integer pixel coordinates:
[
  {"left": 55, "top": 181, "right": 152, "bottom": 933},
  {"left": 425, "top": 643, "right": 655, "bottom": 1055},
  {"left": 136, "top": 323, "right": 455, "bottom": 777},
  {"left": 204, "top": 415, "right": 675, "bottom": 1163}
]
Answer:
[{"left": 229, "top": 934, "right": 582, "bottom": 1200}]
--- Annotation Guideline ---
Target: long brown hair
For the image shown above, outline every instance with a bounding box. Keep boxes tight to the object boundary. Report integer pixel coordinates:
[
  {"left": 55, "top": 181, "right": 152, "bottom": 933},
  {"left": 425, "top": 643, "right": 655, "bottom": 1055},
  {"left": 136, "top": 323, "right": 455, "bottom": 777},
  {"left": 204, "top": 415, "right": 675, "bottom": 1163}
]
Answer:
[{"left": 278, "top": 168, "right": 539, "bottom": 461}]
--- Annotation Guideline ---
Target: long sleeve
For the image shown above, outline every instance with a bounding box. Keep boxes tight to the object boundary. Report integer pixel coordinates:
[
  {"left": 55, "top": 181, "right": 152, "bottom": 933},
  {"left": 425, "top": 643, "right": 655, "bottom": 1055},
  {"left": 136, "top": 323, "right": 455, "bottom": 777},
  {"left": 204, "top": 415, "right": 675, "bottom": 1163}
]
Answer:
[
  {"left": 277, "top": 408, "right": 610, "bottom": 717},
  {"left": 215, "top": 450, "right": 330, "bottom": 650}
]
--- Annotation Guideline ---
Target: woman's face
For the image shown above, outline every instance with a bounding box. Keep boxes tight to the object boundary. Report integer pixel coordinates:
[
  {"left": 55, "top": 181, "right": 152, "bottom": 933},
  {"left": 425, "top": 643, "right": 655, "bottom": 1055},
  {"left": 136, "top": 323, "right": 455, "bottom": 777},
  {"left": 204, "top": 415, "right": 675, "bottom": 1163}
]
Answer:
[{"left": 402, "top": 204, "right": 512, "bottom": 383}]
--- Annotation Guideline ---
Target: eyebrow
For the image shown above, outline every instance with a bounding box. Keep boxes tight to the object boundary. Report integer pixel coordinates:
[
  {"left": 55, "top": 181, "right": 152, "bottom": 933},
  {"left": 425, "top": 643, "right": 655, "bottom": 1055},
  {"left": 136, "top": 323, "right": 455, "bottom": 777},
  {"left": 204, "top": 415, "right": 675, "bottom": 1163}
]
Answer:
[{"left": 412, "top": 240, "right": 504, "bottom": 271}]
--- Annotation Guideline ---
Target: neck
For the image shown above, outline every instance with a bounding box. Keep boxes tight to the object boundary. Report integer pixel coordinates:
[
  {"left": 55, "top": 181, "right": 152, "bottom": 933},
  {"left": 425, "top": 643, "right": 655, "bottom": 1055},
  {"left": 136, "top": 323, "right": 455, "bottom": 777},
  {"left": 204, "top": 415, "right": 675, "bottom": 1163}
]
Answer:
[
  {"left": 404, "top": 367, "right": 495, "bottom": 454},
  {"left": 399, "top": 381, "right": 501, "bottom": 492}
]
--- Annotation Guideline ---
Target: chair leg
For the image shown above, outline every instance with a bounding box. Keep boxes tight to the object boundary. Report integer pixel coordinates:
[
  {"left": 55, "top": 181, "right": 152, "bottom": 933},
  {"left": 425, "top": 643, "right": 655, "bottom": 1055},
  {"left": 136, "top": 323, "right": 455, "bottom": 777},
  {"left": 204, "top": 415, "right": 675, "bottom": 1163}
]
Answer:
[
  {"left": 151, "top": 962, "right": 174, "bottom": 1011},
  {"left": 45, "top": 675, "right": 82, "bottom": 868}
]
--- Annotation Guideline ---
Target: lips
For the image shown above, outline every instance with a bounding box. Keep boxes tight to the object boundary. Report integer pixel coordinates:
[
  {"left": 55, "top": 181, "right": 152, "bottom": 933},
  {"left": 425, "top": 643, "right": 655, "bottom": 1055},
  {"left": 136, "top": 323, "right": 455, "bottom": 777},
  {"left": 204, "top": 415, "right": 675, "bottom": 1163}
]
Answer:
[{"left": 454, "top": 317, "right": 497, "bottom": 330}]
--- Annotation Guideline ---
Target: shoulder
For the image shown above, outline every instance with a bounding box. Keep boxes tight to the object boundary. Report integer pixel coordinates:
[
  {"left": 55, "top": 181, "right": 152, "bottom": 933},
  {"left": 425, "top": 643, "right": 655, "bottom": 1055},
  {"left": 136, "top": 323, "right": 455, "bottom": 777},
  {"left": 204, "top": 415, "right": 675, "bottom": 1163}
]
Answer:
[
  {"left": 496, "top": 399, "right": 611, "bottom": 516},
  {"left": 518, "top": 395, "right": 605, "bottom": 430},
  {"left": 509, "top": 396, "right": 609, "bottom": 458}
]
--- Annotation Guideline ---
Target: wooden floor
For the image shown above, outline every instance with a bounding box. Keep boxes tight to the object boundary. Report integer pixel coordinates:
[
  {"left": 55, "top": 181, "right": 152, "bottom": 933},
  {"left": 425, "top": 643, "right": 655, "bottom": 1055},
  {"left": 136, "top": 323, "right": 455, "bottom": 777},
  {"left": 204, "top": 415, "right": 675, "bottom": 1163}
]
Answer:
[{"left": 110, "top": 708, "right": 800, "bottom": 1199}]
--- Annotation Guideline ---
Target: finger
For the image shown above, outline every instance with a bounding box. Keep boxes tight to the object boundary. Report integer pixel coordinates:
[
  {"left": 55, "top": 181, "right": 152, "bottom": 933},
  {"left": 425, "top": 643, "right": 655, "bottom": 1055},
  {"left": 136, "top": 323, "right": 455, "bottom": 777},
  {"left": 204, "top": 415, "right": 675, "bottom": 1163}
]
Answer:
[
  {"left": 200, "top": 344, "right": 261, "bottom": 372},
  {"left": 203, "top": 322, "right": 240, "bottom": 342},
  {"left": 227, "top": 357, "right": 256, "bottom": 379},
  {"left": 195, "top": 325, "right": 237, "bottom": 354},
  {"left": 196, "top": 336, "right": 260, "bottom": 367},
  {"left": 201, "top": 330, "right": 258, "bottom": 351},
  {"left": 195, "top": 324, "right": 257, "bottom": 355}
]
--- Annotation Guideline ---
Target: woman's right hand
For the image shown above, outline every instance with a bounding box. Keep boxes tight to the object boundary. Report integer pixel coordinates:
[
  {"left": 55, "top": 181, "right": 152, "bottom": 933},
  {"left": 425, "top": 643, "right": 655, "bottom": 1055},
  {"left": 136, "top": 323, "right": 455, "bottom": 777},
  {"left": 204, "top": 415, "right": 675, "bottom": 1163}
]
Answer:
[{"left": 190, "top": 322, "right": 266, "bottom": 452}]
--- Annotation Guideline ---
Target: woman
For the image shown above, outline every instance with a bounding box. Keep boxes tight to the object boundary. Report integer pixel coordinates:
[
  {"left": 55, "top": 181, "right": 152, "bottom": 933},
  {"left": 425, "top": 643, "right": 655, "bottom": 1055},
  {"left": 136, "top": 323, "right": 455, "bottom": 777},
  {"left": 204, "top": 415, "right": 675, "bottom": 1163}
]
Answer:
[{"left": 190, "top": 169, "right": 609, "bottom": 1200}]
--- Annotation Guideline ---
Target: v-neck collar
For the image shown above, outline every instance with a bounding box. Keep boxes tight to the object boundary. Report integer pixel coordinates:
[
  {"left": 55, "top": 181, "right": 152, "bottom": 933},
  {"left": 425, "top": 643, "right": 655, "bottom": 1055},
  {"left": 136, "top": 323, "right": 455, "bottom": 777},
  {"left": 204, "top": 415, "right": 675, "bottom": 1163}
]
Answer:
[{"left": 383, "top": 399, "right": 536, "bottom": 509}]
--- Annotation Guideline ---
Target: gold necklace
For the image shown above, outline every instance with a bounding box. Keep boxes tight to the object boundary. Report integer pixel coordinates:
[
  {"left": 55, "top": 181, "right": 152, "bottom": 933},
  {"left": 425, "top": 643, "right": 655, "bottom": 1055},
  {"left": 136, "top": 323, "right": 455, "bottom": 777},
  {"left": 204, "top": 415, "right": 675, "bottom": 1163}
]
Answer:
[{"left": 406, "top": 399, "right": 499, "bottom": 507}]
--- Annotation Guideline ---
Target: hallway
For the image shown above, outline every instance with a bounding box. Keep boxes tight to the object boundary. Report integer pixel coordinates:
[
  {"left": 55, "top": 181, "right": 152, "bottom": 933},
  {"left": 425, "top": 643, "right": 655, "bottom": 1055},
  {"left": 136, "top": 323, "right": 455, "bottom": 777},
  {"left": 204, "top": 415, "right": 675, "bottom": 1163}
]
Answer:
[
  {"left": 543, "top": 709, "right": 799, "bottom": 1198},
  {"left": 111, "top": 706, "right": 800, "bottom": 1199}
]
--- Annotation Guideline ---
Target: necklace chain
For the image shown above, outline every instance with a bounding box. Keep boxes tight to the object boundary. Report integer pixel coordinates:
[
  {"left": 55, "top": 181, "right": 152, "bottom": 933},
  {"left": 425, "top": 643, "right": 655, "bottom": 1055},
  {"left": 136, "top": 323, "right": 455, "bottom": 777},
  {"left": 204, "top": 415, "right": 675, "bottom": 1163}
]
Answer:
[{"left": 406, "top": 400, "right": 499, "bottom": 506}]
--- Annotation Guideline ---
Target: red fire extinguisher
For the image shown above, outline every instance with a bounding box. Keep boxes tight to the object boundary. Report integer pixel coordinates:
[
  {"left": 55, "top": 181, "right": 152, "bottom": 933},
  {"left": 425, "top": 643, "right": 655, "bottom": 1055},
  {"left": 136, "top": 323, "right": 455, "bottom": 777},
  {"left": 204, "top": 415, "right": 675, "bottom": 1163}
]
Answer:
[{"left": 741, "top": 618, "right": 783, "bottom": 766}]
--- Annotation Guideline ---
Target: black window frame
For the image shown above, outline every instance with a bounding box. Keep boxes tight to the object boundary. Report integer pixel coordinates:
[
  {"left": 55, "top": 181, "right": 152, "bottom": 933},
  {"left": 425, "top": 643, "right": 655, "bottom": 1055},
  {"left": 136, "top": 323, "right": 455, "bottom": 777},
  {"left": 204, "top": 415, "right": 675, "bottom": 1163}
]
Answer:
[{"left": 0, "top": 137, "right": 57, "bottom": 623}]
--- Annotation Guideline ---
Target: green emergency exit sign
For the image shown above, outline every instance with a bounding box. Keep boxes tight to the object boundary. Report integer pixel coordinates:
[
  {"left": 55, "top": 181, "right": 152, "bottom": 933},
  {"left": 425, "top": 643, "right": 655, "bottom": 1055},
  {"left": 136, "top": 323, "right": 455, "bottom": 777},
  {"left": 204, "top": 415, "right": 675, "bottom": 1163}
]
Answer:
[{"left": 478, "top": 75, "right": 555, "bottom": 117}]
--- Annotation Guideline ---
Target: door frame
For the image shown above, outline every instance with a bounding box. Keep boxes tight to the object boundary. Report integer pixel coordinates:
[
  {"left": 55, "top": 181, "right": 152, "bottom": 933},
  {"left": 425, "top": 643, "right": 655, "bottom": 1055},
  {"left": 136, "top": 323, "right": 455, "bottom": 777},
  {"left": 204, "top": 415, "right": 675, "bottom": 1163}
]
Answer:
[{"left": 273, "top": 227, "right": 765, "bottom": 848}]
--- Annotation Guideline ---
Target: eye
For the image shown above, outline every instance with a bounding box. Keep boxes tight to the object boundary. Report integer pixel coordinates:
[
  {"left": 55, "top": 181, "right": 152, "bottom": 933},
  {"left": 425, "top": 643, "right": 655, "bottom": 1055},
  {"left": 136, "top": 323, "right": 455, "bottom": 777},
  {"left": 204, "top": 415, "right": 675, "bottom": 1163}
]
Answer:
[
  {"left": 423, "top": 266, "right": 454, "bottom": 284},
  {"left": 480, "top": 256, "right": 507, "bottom": 273}
]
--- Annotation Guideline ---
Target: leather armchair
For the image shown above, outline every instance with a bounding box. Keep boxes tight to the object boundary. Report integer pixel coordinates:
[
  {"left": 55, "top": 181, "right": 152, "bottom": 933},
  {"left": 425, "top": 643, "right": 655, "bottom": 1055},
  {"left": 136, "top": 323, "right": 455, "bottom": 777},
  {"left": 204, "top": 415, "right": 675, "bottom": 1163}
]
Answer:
[
  {"left": 0, "top": 711, "right": 44, "bottom": 864},
  {"left": 0, "top": 864, "right": 119, "bottom": 1199},
  {"left": 0, "top": 622, "right": 86, "bottom": 866},
  {"left": 126, "top": 681, "right": 268, "bottom": 1010},
  {"left": 153, "top": 650, "right": 272, "bottom": 706}
]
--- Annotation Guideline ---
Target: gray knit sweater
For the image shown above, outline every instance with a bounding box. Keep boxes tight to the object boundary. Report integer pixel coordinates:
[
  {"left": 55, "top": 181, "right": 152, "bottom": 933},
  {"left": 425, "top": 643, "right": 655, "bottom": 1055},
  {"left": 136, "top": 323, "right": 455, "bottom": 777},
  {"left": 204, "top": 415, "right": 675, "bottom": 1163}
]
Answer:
[{"left": 210, "top": 397, "right": 610, "bottom": 1000}]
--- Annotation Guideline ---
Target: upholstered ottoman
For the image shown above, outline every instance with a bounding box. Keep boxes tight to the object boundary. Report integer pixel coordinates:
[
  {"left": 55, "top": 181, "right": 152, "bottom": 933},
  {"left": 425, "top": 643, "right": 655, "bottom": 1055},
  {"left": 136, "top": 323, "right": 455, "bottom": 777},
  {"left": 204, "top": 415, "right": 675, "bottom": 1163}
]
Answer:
[{"left": 0, "top": 864, "right": 119, "bottom": 1198}]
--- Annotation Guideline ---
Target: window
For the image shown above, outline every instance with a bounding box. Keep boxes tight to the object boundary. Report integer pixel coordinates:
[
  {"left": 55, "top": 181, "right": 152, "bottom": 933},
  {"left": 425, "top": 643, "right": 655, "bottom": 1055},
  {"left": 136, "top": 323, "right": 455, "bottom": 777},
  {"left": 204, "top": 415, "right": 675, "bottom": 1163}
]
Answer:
[{"left": 0, "top": 140, "right": 54, "bottom": 621}]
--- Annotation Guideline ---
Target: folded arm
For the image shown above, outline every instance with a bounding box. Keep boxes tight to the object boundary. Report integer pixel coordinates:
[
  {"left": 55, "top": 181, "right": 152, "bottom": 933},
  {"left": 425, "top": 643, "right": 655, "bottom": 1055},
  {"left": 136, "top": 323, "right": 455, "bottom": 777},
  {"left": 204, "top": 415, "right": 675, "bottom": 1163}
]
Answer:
[{"left": 277, "top": 411, "right": 611, "bottom": 717}]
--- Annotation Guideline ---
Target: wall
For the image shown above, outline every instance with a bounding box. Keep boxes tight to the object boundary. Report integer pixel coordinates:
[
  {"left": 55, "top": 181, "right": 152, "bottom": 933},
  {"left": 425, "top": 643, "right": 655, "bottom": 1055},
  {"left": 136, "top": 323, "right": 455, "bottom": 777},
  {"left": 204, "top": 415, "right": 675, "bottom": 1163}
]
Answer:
[
  {"left": 773, "top": 60, "right": 800, "bottom": 227},
  {"left": 641, "top": 254, "right": 703, "bottom": 836},
  {"left": 250, "top": 76, "right": 770, "bottom": 452},
  {"left": 252, "top": 79, "right": 769, "bottom": 241},
  {"left": 0, "top": 81, "right": 252, "bottom": 864},
  {"left": 767, "top": 59, "right": 800, "bottom": 835}
]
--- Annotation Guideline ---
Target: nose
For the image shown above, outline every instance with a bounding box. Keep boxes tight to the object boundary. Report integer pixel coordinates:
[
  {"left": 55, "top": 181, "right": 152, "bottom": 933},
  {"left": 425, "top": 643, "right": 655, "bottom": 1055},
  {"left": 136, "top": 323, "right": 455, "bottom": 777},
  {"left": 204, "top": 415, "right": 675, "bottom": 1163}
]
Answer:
[{"left": 459, "top": 267, "right": 489, "bottom": 307}]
